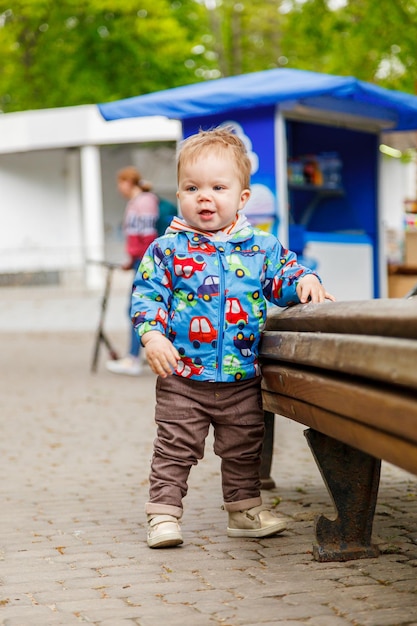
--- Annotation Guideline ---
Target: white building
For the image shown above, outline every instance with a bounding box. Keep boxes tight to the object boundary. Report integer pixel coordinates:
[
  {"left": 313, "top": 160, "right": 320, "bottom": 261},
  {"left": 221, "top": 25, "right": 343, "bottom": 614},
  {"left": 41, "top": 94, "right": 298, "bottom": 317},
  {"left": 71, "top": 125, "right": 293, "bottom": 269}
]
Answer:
[{"left": 0, "top": 105, "right": 181, "bottom": 289}]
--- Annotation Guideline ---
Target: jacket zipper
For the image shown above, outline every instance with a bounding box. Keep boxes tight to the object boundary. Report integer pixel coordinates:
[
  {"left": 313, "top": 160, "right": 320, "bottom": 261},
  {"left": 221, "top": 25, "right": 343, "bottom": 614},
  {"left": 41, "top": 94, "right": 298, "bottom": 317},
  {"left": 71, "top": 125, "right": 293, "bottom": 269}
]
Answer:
[{"left": 216, "top": 246, "right": 227, "bottom": 381}]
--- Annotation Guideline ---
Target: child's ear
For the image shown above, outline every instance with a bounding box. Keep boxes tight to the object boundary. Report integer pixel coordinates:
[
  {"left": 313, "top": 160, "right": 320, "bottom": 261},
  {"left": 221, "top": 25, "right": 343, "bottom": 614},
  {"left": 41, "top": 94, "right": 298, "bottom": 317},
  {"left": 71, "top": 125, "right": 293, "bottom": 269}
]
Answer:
[{"left": 239, "top": 189, "right": 251, "bottom": 210}]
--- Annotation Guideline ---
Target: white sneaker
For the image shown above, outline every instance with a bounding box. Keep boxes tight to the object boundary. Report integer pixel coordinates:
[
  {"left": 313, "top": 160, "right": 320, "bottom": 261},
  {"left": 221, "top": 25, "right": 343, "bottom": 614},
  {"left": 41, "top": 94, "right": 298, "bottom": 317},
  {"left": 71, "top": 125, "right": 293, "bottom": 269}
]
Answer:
[
  {"left": 227, "top": 505, "right": 287, "bottom": 538},
  {"left": 147, "top": 515, "right": 183, "bottom": 548},
  {"left": 106, "top": 356, "right": 142, "bottom": 376}
]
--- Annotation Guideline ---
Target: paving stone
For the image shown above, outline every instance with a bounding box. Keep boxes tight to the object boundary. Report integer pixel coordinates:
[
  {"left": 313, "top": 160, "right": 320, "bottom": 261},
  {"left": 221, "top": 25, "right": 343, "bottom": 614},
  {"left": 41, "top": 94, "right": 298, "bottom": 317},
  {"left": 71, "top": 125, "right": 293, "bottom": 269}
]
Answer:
[
  {"left": 4, "top": 618, "right": 84, "bottom": 626},
  {"left": 99, "top": 621, "right": 139, "bottom": 626},
  {"left": 343, "top": 607, "right": 417, "bottom": 626},
  {"left": 308, "top": 617, "right": 355, "bottom": 626},
  {"left": 0, "top": 605, "right": 64, "bottom": 622}
]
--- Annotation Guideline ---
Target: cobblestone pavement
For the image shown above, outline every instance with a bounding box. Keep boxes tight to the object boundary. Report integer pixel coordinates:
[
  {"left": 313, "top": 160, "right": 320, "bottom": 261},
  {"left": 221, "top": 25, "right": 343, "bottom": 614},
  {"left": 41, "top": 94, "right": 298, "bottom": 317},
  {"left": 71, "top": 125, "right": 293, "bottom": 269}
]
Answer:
[{"left": 1, "top": 290, "right": 417, "bottom": 625}]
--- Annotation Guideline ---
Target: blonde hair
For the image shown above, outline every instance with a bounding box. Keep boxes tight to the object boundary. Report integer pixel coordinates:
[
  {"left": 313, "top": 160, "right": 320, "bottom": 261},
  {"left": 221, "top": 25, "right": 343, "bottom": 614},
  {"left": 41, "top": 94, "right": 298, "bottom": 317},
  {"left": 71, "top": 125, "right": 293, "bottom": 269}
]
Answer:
[
  {"left": 117, "top": 166, "right": 153, "bottom": 192},
  {"left": 177, "top": 127, "right": 252, "bottom": 189}
]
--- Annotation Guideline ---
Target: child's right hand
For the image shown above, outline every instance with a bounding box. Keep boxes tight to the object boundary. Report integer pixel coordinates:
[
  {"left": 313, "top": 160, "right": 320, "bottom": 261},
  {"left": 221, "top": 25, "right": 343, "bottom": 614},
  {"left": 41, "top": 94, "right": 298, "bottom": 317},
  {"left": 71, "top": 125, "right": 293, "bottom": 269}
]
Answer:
[
  {"left": 296, "top": 274, "right": 336, "bottom": 304},
  {"left": 142, "top": 330, "right": 181, "bottom": 378}
]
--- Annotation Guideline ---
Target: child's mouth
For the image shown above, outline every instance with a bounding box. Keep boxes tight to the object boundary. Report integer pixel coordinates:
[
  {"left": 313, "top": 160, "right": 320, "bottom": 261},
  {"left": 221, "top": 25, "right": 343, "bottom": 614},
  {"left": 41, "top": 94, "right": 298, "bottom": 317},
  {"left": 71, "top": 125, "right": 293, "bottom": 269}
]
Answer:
[{"left": 199, "top": 210, "right": 214, "bottom": 219}]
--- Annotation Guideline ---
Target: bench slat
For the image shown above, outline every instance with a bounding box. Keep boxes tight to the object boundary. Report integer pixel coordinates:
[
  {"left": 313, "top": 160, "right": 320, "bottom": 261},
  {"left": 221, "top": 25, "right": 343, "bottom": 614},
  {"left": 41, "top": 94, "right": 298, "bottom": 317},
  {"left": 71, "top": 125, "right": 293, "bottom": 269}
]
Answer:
[
  {"left": 262, "top": 390, "right": 417, "bottom": 476},
  {"left": 265, "top": 298, "right": 417, "bottom": 338},
  {"left": 261, "top": 331, "right": 417, "bottom": 389},
  {"left": 262, "top": 364, "right": 417, "bottom": 444}
]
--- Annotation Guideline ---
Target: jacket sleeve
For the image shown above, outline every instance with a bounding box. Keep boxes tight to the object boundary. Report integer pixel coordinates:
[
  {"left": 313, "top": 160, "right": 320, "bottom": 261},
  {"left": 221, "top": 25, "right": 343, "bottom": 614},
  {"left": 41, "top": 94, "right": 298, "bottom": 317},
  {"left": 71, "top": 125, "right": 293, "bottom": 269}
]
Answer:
[
  {"left": 130, "top": 241, "right": 173, "bottom": 339},
  {"left": 263, "top": 238, "right": 320, "bottom": 307}
]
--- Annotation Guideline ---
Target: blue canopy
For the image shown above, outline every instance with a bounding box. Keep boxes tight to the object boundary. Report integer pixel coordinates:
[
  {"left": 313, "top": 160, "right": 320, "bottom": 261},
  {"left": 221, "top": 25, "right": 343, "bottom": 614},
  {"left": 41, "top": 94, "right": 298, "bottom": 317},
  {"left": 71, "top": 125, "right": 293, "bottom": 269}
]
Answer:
[{"left": 98, "top": 68, "right": 417, "bottom": 132}]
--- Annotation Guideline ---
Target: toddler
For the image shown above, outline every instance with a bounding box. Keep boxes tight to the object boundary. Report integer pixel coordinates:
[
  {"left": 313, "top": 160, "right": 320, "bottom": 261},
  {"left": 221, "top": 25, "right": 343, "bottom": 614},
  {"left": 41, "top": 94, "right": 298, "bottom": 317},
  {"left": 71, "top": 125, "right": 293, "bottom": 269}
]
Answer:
[{"left": 131, "top": 127, "right": 335, "bottom": 548}]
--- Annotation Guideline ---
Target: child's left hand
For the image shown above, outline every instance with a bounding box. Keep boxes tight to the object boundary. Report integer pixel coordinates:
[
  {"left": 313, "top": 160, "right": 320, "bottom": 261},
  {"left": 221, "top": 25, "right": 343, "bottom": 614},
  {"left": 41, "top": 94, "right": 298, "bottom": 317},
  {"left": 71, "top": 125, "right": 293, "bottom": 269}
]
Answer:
[{"left": 296, "top": 274, "right": 336, "bottom": 304}]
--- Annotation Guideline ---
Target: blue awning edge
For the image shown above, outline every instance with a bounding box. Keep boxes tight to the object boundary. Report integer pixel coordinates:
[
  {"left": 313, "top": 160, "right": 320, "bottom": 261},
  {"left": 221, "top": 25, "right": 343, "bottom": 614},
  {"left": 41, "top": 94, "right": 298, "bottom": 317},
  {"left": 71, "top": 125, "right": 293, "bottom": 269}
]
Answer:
[{"left": 98, "top": 68, "right": 417, "bottom": 132}]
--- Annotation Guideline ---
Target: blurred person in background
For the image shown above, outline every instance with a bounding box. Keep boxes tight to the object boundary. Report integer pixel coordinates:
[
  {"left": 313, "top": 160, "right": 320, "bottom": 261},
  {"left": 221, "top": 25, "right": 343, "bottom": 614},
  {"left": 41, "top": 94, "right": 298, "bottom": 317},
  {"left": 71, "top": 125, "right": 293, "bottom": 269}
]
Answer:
[{"left": 106, "top": 166, "right": 159, "bottom": 376}]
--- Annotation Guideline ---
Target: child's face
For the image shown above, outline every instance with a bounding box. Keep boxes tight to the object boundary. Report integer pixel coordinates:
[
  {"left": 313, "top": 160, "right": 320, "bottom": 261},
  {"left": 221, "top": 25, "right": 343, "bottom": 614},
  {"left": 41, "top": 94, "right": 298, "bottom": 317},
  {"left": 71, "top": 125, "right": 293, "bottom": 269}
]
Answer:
[{"left": 177, "top": 150, "right": 250, "bottom": 232}]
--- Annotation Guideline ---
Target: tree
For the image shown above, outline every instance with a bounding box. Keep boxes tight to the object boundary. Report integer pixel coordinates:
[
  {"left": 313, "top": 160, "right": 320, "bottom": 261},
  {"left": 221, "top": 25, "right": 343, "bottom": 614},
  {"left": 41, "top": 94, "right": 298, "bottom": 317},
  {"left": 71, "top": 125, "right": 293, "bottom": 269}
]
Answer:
[
  {"left": 280, "top": 0, "right": 417, "bottom": 93},
  {"left": 0, "top": 0, "right": 216, "bottom": 112},
  {"left": 203, "top": 0, "right": 287, "bottom": 77},
  {"left": 201, "top": 0, "right": 417, "bottom": 94}
]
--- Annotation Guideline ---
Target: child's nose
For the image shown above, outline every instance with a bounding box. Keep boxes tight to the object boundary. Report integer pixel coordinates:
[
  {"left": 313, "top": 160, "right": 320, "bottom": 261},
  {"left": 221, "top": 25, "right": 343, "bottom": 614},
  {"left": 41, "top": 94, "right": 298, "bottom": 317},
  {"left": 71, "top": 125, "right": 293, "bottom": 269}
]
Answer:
[{"left": 197, "top": 188, "right": 211, "bottom": 200}]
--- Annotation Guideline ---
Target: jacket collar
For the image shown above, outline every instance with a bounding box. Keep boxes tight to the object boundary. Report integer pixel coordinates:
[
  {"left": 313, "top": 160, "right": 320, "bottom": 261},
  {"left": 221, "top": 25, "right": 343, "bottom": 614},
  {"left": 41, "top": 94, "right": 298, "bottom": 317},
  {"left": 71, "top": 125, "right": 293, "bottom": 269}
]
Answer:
[{"left": 166, "top": 213, "right": 254, "bottom": 244}]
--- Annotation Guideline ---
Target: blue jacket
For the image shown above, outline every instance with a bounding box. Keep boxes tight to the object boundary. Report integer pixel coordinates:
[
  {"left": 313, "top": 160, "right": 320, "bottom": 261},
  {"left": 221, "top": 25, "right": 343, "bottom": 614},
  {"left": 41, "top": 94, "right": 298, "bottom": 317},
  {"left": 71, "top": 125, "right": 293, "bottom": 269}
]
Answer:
[{"left": 131, "top": 224, "right": 316, "bottom": 382}]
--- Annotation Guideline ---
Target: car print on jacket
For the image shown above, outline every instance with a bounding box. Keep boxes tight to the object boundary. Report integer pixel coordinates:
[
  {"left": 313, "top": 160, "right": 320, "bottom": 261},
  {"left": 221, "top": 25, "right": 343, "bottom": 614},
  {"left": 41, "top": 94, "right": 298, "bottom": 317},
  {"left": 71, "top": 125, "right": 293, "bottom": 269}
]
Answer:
[
  {"left": 233, "top": 331, "right": 255, "bottom": 357},
  {"left": 188, "top": 238, "right": 217, "bottom": 255},
  {"left": 233, "top": 244, "right": 262, "bottom": 256},
  {"left": 226, "top": 253, "right": 250, "bottom": 278},
  {"left": 225, "top": 298, "right": 248, "bottom": 329},
  {"left": 148, "top": 248, "right": 174, "bottom": 290},
  {"left": 174, "top": 253, "right": 206, "bottom": 278},
  {"left": 189, "top": 316, "right": 218, "bottom": 349},
  {"left": 222, "top": 354, "right": 247, "bottom": 381},
  {"left": 131, "top": 310, "right": 147, "bottom": 328},
  {"left": 173, "top": 287, "right": 198, "bottom": 311},
  {"left": 144, "top": 307, "right": 169, "bottom": 332},
  {"left": 246, "top": 290, "right": 264, "bottom": 324},
  {"left": 197, "top": 275, "right": 220, "bottom": 301},
  {"left": 139, "top": 254, "right": 154, "bottom": 281},
  {"left": 175, "top": 355, "right": 204, "bottom": 378}
]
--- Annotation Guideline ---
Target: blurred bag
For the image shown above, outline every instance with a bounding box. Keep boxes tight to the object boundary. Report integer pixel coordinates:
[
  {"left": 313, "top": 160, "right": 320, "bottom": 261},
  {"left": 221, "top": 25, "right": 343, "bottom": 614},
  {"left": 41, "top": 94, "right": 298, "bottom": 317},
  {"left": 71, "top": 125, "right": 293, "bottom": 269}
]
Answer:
[{"left": 156, "top": 197, "right": 178, "bottom": 236}]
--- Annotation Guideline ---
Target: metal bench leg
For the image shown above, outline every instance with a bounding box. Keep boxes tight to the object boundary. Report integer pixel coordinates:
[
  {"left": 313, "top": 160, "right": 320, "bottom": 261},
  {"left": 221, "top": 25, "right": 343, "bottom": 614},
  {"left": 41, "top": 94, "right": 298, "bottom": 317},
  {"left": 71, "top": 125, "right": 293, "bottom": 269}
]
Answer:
[{"left": 304, "top": 428, "right": 381, "bottom": 562}]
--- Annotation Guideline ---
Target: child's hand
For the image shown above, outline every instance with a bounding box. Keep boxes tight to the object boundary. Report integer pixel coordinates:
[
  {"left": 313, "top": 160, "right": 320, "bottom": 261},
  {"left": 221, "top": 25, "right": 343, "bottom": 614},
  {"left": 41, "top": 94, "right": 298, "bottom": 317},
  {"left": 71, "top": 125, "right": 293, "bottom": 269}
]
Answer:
[
  {"left": 142, "top": 330, "right": 181, "bottom": 377},
  {"left": 296, "top": 274, "right": 336, "bottom": 304}
]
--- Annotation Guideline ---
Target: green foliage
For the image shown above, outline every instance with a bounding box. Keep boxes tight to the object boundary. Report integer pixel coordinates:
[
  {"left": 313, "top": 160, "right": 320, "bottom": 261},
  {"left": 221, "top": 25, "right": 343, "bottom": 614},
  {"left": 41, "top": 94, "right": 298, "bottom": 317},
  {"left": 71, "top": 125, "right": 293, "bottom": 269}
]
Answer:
[
  {"left": 280, "top": 0, "right": 417, "bottom": 93},
  {"left": 1, "top": 0, "right": 417, "bottom": 113},
  {"left": 205, "top": 0, "right": 417, "bottom": 94},
  {"left": 0, "top": 0, "right": 214, "bottom": 111},
  {"left": 205, "top": 0, "right": 288, "bottom": 76}
]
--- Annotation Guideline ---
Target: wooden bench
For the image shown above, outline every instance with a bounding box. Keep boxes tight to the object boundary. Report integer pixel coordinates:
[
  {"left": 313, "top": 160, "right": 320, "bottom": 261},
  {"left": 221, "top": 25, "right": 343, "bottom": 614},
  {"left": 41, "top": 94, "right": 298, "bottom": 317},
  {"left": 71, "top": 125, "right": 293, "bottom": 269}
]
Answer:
[{"left": 259, "top": 298, "right": 417, "bottom": 562}]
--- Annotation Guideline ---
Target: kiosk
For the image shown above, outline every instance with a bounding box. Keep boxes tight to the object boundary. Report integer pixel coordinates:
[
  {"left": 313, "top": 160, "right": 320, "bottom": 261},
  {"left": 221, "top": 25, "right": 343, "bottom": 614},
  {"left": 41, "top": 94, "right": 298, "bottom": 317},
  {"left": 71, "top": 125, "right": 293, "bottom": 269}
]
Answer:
[{"left": 99, "top": 69, "right": 417, "bottom": 299}]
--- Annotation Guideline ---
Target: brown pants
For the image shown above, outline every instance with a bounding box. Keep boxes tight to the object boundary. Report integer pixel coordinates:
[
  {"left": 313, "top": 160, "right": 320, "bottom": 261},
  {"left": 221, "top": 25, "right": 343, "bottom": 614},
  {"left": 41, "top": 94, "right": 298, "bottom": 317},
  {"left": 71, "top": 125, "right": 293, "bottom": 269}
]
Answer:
[{"left": 145, "top": 375, "right": 265, "bottom": 519}]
